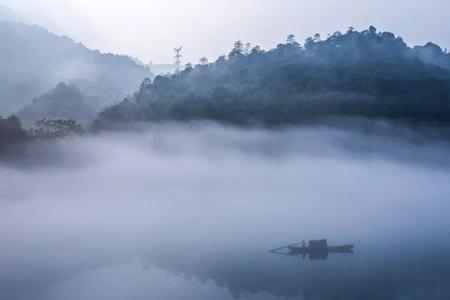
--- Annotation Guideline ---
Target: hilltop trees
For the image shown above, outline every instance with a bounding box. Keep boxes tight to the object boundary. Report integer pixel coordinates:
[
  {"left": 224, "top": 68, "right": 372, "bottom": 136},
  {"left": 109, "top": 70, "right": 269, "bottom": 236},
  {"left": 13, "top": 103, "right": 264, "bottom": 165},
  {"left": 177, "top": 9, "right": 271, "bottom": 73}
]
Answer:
[
  {"left": 0, "top": 115, "right": 27, "bottom": 158},
  {"left": 286, "top": 34, "right": 296, "bottom": 45},
  {"left": 18, "top": 83, "right": 100, "bottom": 125},
  {"left": 228, "top": 40, "right": 244, "bottom": 59},
  {"left": 1, "top": 113, "right": 87, "bottom": 159},
  {"left": 30, "top": 119, "right": 84, "bottom": 140},
  {"left": 95, "top": 27, "right": 450, "bottom": 128},
  {"left": 199, "top": 57, "right": 209, "bottom": 65}
]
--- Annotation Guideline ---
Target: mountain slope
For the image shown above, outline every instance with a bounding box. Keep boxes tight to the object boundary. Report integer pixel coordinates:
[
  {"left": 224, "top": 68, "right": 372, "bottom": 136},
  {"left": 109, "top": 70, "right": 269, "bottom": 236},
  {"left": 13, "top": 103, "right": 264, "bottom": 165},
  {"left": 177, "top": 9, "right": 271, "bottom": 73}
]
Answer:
[
  {"left": 0, "top": 21, "right": 153, "bottom": 114},
  {"left": 17, "top": 82, "right": 100, "bottom": 125},
  {"left": 96, "top": 27, "right": 450, "bottom": 128}
]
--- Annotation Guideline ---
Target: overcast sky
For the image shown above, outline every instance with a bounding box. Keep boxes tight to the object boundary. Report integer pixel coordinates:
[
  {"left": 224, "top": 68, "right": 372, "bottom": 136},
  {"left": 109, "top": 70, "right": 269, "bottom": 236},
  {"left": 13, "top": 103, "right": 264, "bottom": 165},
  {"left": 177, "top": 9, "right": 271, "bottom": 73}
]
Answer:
[{"left": 2, "top": 0, "right": 450, "bottom": 64}]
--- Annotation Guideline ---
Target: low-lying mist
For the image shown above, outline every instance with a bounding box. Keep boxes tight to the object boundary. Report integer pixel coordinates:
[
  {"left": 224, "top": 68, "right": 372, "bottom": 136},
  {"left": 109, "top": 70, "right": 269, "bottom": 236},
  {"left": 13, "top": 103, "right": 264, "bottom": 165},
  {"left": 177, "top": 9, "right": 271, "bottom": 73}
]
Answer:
[{"left": 1, "top": 123, "right": 450, "bottom": 300}]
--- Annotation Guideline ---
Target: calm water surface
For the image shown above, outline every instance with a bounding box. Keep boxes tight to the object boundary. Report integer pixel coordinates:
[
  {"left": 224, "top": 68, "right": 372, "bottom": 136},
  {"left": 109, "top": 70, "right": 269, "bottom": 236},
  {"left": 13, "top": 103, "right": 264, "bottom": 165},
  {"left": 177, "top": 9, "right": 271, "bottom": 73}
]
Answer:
[{"left": 1, "top": 125, "right": 450, "bottom": 300}]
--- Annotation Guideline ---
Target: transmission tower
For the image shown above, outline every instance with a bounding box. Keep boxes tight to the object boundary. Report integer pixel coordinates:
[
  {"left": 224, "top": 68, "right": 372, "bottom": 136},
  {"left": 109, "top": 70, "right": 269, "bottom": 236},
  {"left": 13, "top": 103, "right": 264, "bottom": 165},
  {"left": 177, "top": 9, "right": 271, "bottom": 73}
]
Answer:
[{"left": 174, "top": 46, "right": 183, "bottom": 75}]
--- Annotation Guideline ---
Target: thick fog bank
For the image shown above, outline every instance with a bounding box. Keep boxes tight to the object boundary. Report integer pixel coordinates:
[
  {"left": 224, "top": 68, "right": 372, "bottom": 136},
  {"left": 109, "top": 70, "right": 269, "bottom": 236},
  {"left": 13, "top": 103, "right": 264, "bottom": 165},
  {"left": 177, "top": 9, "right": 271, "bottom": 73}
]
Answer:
[
  {"left": 13, "top": 121, "right": 450, "bottom": 169},
  {"left": 1, "top": 123, "right": 450, "bottom": 300}
]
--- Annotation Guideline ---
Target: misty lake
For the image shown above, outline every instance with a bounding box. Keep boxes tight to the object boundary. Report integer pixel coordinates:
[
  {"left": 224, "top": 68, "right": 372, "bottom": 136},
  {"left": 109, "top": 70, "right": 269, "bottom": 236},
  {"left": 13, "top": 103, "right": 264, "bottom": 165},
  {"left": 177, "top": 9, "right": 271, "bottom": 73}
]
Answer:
[{"left": 1, "top": 124, "right": 450, "bottom": 300}]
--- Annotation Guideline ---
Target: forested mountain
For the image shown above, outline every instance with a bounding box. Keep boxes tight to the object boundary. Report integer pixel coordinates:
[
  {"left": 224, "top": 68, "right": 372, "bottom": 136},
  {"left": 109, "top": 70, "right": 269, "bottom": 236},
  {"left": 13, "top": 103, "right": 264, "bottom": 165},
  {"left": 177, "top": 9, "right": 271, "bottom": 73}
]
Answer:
[
  {"left": 17, "top": 82, "right": 100, "bottom": 125},
  {"left": 96, "top": 27, "right": 450, "bottom": 128},
  {"left": 0, "top": 115, "right": 26, "bottom": 158},
  {"left": 0, "top": 21, "right": 153, "bottom": 114}
]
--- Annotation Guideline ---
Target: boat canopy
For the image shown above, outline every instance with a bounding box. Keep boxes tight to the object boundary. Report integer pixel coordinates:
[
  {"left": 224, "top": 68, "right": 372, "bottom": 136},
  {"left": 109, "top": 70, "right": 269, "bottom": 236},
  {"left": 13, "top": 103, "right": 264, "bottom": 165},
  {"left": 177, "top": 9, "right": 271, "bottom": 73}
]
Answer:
[{"left": 309, "top": 239, "right": 328, "bottom": 249}]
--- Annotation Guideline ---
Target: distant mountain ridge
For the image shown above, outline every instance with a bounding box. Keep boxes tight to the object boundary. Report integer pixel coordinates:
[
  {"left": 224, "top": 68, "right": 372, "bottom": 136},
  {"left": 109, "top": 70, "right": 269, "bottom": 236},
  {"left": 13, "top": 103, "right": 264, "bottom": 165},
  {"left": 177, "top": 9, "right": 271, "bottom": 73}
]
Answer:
[
  {"left": 17, "top": 82, "right": 100, "bottom": 125},
  {"left": 0, "top": 21, "right": 153, "bottom": 114}
]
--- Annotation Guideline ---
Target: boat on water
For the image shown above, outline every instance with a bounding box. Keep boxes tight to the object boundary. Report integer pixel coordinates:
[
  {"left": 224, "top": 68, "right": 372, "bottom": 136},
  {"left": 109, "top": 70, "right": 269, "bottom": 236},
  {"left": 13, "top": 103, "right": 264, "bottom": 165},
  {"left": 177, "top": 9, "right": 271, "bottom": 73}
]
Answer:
[{"left": 270, "top": 239, "right": 354, "bottom": 260}]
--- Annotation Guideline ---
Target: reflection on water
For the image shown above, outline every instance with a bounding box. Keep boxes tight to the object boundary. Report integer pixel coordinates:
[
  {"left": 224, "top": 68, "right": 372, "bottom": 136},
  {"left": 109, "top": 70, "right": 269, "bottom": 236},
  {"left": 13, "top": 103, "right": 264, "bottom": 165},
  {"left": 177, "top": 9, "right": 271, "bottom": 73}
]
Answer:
[
  {"left": 1, "top": 125, "right": 450, "bottom": 300},
  {"left": 270, "top": 239, "right": 354, "bottom": 260}
]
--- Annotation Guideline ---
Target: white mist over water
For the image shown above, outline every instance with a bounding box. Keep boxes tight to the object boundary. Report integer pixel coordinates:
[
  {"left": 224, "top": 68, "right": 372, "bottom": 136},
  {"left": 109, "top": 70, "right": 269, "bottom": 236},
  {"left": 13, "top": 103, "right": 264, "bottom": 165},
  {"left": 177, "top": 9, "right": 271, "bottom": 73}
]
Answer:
[{"left": 1, "top": 123, "right": 450, "bottom": 300}]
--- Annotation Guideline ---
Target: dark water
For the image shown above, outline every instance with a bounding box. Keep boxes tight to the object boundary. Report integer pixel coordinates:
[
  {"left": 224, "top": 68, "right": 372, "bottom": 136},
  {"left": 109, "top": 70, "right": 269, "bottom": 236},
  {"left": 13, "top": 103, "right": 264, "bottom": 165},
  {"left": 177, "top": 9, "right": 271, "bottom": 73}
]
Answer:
[{"left": 1, "top": 124, "right": 450, "bottom": 300}]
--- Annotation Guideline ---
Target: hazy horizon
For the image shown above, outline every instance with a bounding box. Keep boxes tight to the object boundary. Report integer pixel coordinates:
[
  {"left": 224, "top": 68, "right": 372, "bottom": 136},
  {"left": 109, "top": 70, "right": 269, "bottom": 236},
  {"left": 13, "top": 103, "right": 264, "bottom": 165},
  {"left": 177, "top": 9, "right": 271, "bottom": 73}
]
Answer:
[{"left": 2, "top": 0, "right": 450, "bottom": 64}]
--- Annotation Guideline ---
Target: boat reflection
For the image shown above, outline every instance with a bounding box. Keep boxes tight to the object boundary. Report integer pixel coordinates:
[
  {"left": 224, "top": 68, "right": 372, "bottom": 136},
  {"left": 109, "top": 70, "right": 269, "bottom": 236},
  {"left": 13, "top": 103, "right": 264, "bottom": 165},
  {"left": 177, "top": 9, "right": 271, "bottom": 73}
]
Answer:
[{"left": 270, "top": 239, "right": 354, "bottom": 260}]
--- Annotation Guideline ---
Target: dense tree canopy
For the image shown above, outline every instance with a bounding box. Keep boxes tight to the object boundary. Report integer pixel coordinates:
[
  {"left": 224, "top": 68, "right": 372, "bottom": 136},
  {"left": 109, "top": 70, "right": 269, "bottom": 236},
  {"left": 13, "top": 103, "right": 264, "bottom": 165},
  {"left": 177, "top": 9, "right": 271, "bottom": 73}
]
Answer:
[
  {"left": 1, "top": 113, "right": 84, "bottom": 160},
  {"left": 0, "top": 115, "right": 26, "bottom": 158},
  {"left": 93, "top": 27, "right": 450, "bottom": 127},
  {"left": 30, "top": 119, "right": 85, "bottom": 140},
  {"left": 18, "top": 82, "right": 101, "bottom": 125}
]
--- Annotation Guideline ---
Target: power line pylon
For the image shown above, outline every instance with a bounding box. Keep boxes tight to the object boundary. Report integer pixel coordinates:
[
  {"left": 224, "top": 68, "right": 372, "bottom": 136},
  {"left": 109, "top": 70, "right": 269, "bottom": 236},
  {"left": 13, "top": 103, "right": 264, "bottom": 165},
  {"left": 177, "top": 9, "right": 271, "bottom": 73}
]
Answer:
[{"left": 174, "top": 46, "right": 183, "bottom": 75}]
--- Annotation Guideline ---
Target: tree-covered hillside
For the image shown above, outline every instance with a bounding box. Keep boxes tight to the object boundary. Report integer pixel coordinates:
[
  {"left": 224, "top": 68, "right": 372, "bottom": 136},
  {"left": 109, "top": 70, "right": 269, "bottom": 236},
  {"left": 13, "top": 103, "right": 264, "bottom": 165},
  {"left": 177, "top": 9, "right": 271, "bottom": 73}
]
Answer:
[
  {"left": 18, "top": 83, "right": 101, "bottom": 125},
  {"left": 0, "top": 21, "right": 153, "bottom": 114},
  {"left": 96, "top": 27, "right": 450, "bottom": 128},
  {"left": 0, "top": 115, "right": 26, "bottom": 158}
]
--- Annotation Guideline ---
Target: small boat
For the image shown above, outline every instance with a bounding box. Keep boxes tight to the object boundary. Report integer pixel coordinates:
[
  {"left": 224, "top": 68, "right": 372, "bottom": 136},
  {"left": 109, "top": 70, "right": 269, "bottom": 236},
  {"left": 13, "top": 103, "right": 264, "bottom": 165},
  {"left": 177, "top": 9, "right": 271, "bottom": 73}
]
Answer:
[{"left": 271, "top": 239, "right": 354, "bottom": 260}]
